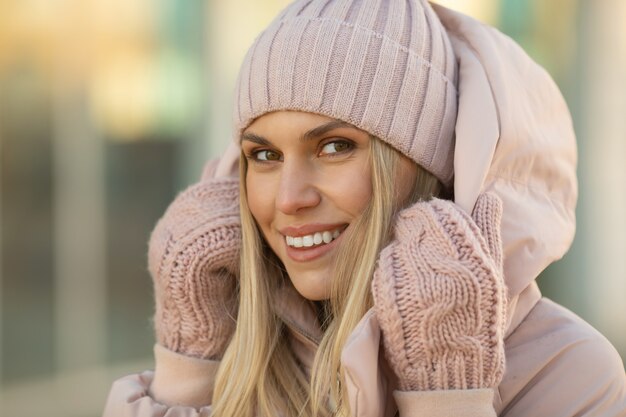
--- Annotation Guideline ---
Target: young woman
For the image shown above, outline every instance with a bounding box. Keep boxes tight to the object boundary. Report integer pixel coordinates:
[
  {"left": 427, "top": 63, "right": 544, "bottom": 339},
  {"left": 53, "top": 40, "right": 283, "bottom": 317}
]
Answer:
[{"left": 104, "top": 1, "right": 626, "bottom": 416}]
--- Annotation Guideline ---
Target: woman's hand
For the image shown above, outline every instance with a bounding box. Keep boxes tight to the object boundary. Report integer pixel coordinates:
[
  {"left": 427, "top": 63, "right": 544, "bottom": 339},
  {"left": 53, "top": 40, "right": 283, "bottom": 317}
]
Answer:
[
  {"left": 148, "top": 164, "right": 240, "bottom": 360},
  {"left": 372, "top": 193, "right": 507, "bottom": 391}
]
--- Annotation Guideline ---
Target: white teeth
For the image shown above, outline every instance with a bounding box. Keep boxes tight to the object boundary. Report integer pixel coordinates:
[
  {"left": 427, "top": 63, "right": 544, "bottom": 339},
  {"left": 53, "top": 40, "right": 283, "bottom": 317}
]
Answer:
[{"left": 285, "top": 227, "right": 344, "bottom": 248}]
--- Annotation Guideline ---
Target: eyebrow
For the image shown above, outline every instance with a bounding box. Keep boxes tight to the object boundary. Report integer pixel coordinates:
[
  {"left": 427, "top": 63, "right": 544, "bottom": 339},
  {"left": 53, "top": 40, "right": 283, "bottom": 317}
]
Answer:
[{"left": 240, "top": 120, "right": 355, "bottom": 145}]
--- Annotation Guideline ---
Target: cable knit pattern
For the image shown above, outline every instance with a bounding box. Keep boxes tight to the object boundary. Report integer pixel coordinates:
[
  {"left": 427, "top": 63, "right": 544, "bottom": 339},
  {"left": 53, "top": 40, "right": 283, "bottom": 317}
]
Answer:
[
  {"left": 372, "top": 193, "right": 507, "bottom": 391},
  {"left": 149, "top": 173, "right": 240, "bottom": 360}
]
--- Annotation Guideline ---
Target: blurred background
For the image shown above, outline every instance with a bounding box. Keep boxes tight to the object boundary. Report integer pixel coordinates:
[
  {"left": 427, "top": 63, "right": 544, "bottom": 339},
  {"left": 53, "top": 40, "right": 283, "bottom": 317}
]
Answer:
[{"left": 0, "top": 0, "right": 624, "bottom": 415}]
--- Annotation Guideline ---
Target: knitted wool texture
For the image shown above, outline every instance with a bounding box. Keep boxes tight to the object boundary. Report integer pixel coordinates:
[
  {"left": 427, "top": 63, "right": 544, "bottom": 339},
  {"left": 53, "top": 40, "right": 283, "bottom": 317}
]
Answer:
[
  {"left": 372, "top": 193, "right": 507, "bottom": 391},
  {"left": 149, "top": 168, "right": 240, "bottom": 360},
  {"left": 233, "top": 0, "right": 458, "bottom": 186}
]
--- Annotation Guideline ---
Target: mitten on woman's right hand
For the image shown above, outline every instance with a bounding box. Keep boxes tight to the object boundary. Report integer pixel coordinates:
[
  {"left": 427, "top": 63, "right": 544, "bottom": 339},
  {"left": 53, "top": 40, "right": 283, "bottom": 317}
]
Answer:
[
  {"left": 372, "top": 193, "right": 507, "bottom": 392},
  {"left": 149, "top": 161, "right": 241, "bottom": 360}
]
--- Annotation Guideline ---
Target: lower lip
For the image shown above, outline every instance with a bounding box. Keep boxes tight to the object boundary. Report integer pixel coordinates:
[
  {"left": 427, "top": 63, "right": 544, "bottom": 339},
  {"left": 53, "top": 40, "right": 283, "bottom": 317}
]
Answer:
[{"left": 284, "top": 231, "right": 345, "bottom": 262}]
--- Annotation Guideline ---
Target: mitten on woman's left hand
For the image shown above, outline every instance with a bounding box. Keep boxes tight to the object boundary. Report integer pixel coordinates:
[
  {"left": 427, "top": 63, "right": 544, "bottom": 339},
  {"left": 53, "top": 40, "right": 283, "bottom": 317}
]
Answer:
[{"left": 372, "top": 193, "right": 507, "bottom": 392}]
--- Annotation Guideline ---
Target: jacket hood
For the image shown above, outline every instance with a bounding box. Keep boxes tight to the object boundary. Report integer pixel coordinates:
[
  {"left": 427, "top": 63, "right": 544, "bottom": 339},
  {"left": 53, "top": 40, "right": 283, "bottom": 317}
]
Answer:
[{"left": 432, "top": 3, "right": 578, "bottom": 298}]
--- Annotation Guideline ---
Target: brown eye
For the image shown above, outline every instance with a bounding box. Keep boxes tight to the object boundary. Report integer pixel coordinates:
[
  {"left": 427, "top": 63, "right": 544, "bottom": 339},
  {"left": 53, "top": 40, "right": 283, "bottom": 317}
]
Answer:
[
  {"left": 255, "top": 149, "right": 281, "bottom": 161},
  {"left": 320, "top": 140, "right": 352, "bottom": 155}
]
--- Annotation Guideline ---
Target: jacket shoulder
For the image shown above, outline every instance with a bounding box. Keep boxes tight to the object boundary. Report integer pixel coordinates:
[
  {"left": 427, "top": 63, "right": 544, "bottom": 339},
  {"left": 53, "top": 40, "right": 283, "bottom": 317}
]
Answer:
[{"left": 498, "top": 298, "right": 626, "bottom": 417}]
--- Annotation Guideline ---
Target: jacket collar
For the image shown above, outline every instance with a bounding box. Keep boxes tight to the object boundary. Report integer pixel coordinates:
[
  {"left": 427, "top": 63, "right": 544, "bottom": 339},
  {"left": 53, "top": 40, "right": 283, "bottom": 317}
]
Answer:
[
  {"left": 273, "top": 282, "right": 399, "bottom": 417},
  {"left": 273, "top": 283, "right": 322, "bottom": 374}
]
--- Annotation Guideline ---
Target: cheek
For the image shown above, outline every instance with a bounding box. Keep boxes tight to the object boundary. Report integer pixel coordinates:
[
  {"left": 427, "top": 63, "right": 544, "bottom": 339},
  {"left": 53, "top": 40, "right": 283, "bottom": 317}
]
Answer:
[
  {"left": 323, "top": 162, "right": 372, "bottom": 215},
  {"left": 245, "top": 172, "right": 273, "bottom": 229},
  {"left": 347, "top": 179, "right": 372, "bottom": 214}
]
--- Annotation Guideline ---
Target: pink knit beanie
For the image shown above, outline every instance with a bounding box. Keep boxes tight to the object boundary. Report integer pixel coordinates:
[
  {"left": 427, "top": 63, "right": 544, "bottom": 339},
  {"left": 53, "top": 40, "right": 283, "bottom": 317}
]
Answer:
[{"left": 233, "top": 0, "right": 458, "bottom": 185}]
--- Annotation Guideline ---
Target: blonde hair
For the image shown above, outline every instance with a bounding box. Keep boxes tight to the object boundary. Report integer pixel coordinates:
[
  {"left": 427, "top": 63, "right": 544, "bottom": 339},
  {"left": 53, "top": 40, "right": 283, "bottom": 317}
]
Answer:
[{"left": 211, "top": 136, "right": 441, "bottom": 417}]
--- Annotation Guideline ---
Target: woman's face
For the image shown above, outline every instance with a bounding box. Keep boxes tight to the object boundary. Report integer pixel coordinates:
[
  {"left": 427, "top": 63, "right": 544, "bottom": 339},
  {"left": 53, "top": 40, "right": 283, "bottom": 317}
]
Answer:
[{"left": 242, "top": 111, "right": 414, "bottom": 300}]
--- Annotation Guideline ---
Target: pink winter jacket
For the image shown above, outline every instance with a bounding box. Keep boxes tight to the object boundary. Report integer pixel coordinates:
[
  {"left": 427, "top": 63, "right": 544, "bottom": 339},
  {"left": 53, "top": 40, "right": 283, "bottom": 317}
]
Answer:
[{"left": 103, "top": 4, "right": 626, "bottom": 417}]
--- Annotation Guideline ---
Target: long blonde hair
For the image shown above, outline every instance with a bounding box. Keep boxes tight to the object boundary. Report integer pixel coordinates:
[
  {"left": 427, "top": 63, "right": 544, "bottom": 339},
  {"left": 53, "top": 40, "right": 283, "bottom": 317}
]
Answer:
[{"left": 211, "top": 136, "right": 441, "bottom": 417}]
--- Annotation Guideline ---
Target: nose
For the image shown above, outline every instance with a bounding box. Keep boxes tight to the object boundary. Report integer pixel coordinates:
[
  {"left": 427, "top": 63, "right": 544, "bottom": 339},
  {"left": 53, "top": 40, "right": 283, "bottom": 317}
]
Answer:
[{"left": 275, "top": 160, "right": 321, "bottom": 215}]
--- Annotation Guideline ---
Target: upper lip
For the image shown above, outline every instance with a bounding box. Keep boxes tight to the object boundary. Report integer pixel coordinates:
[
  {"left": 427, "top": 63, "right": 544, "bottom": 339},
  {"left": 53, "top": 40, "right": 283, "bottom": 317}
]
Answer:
[{"left": 279, "top": 223, "right": 347, "bottom": 237}]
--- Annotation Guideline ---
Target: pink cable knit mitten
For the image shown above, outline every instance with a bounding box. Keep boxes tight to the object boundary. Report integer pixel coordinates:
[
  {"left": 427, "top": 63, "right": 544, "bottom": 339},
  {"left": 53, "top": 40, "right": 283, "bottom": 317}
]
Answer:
[
  {"left": 372, "top": 193, "right": 507, "bottom": 392},
  {"left": 149, "top": 161, "right": 240, "bottom": 360}
]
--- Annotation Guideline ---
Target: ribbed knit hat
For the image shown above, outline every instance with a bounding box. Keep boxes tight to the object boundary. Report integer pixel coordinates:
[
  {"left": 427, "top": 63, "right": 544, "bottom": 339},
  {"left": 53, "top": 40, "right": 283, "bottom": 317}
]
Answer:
[{"left": 233, "top": 0, "right": 458, "bottom": 185}]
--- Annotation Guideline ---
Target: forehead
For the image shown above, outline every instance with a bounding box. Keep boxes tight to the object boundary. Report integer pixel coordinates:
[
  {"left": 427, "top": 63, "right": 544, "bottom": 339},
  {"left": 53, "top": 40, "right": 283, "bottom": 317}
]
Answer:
[
  {"left": 241, "top": 111, "right": 367, "bottom": 145},
  {"left": 245, "top": 111, "right": 333, "bottom": 132}
]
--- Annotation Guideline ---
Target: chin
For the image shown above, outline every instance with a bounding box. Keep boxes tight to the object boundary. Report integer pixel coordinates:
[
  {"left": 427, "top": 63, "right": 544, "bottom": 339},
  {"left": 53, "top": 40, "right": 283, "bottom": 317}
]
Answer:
[{"left": 287, "top": 269, "right": 331, "bottom": 301}]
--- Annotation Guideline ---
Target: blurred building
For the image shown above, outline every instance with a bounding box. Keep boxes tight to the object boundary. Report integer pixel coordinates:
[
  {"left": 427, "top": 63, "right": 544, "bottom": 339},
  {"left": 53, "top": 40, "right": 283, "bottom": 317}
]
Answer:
[{"left": 0, "top": 0, "right": 624, "bottom": 415}]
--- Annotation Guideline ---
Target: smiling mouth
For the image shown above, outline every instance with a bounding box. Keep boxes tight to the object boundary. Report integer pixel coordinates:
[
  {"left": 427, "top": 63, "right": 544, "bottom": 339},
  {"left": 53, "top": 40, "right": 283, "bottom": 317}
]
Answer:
[{"left": 284, "top": 227, "right": 344, "bottom": 248}]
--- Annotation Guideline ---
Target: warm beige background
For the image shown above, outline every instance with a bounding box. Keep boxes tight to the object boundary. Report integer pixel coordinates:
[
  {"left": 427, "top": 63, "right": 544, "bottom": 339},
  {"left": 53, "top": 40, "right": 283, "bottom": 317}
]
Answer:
[{"left": 0, "top": 1, "right": 624, "bottom": 415}]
